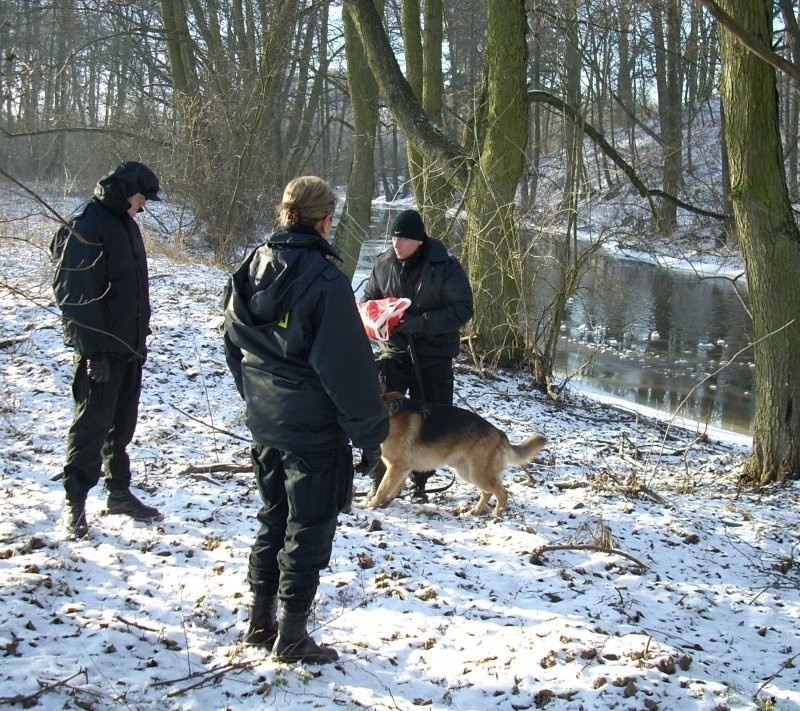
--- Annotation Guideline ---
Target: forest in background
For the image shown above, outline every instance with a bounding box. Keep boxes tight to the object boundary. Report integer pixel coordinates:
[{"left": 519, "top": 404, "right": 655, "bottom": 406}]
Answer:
[
  {"left": 0, "top": 1, "right": 755, "bottom": 246},
  {"left": 1, "top": 0, "right": 800, "bottom": 484}
]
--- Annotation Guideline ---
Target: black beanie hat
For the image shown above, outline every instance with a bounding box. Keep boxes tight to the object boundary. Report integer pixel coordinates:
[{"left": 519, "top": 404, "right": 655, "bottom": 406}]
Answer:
[
  {"left": 390, "top": 209, "right": 427, "bottom": 242},
  {"left": 102, "top": 161, "right": 161, "bottom": 201}
]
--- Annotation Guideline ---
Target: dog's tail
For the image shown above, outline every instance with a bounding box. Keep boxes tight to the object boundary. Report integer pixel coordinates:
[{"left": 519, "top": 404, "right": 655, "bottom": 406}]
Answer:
[{"left": 506, "top": 434, "right": 547, "bottom": 466}]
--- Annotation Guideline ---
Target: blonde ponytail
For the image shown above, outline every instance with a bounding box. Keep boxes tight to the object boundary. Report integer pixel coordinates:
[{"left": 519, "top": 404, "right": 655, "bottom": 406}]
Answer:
[{"left": 277, "top": 176, "right": 337, "bottom": 229}]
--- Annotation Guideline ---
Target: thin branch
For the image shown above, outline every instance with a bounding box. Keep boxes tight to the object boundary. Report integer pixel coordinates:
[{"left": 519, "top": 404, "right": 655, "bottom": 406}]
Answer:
[
  {"left": 166, "top": 401, "right": 249, "bottom": 441},
  {"left": 150, "top": 660, "right": 260, "bottom": 697},
  {"left": 0, "top": 668, "right": 87, "bottom": 706},
  {"left": 528, "top": 90, "right": 728, "bottom": 221},
  {"left": 115, "top": 614, "right": 162, "bottom": 633},
  {"left": 753, "top": 650, "right": 800, "bottom": 700},
  {"left": 530, "top": 544, "right": 648, "bottom": 570}
]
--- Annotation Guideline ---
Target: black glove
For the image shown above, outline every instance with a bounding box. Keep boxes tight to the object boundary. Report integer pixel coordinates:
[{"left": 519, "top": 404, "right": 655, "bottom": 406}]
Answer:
[
  {"left": 395, "top": 315, "right": 426, "bottom": 336},
  {"left": 86, "top": 356, "right": 111, "bottom": 383},
  {"left": 357, "top": 447, "right": 385, "bottom": 478}
]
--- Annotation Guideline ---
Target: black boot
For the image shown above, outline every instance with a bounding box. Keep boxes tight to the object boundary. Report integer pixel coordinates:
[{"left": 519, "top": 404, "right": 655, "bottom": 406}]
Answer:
[
  {"left": 410, "top": 472, "right": 430, "bottom": 503},
  {"left": 360, "top": 450, "right": 385, "bottom": 500},
  {"left": 272, "top": 609, "right": 339, "bottom": 665},
  {"left": 106, "top": 489, "right": 161, "bottom": 521},
  {"left": 65, "top": 499, "right": 89, "bottom": 539},
  {"left": 244, "top": 593, "right": 278, "bottom": 647},
  {"left": 369, "top": 472, "right": 383, "bottom": 499}
]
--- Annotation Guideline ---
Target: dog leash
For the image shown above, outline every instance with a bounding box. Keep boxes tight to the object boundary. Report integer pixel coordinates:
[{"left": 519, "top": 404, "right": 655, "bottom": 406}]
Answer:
[
  {"left": 407, "top": 334, "right": 426, "bottom": 400},
  {"left": 416, "top": 470, "right": 456, "bottom": 494},
  {"left": 351, "top": 470, "right": 456, "bottom": 500}
]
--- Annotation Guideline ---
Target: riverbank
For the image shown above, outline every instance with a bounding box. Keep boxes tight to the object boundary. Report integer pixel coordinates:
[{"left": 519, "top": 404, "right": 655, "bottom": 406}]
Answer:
[
  {"left": 3, "top": 228, "right": 800, "bottom": 709},
  {"left": 366, "top": 198, "right": 755, "bottom": 437}
]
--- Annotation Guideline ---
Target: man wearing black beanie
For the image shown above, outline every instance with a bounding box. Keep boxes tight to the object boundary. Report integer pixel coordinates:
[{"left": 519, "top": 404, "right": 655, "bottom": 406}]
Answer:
[{"left": 362, "top": 209, "right": 473, "bottom": 502}]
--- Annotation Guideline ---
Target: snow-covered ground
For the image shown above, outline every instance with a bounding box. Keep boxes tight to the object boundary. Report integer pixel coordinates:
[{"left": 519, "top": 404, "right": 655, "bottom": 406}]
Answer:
[{"left": 1, "top": 194, "right": 799, "bottom": 710}]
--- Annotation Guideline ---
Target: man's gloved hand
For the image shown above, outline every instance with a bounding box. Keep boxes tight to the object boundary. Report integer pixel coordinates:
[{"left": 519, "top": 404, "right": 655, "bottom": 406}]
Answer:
[
  {"left": 357, "top": 447, "right": 385, "bottom": 478},
  {"left": 86, "top": 356, "right": 111, "bottom": 383},
  {"left": 395, "top": 315, "right": 426, "bottom": 336}
]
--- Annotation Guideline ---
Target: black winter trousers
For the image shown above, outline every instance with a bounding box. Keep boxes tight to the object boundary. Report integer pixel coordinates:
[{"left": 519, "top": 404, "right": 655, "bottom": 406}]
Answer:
[
  {"left": 377, "top": 354, "right": 454, "bottom": 405},
  {"left": 377, "top": 354, "right": 454, "bottom": 488},
  {"left": 62, "top": 355, "right": 143, "bottom": 503},
  {"left": 248, "top": 443, "right": 353, "bottom": 613}
]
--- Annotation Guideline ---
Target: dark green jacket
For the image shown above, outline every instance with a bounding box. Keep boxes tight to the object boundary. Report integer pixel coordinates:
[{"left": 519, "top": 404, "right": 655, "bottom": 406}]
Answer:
[{"left": 223, "top": 225, "right": 389, "bottom": 451}]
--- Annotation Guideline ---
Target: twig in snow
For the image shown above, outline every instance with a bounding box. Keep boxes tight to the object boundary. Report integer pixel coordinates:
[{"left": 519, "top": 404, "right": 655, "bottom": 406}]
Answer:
[
  {"left": 753, "top": 650, "right": 800, "bottom": 701},
  {"left": 553, "top": 480, "right": 589, "bottom": 490},
  {"left": 167, "top": 401, "right": 249, "bottom": 442},
  {"left": 530, "top": 544, "right": 648, "bottom": 570},
  {"left": 176, "top": 462, "right": 251, "bottom": 481},
  {"left": 115, "top": 614, "right": 162, "bottom": 633},
  {"left": 0, "top": 668, "right": 87, "bottom": 706},
  {"left": 601, "top": 470, "right": 670, "bottom": 507},
  {"left": 150, "top": 660, "right": 259, "bottom": 697}
]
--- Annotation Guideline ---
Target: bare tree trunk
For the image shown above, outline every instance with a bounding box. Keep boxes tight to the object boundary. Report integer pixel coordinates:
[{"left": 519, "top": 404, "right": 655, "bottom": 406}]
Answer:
[
  {"left": 399, "top": 0, "right": 451, "bottom": 239},
  {"left": 717, "top": 0, "right": 800, "bottom": 484},
  {"left": 561, "top": 3, "right": 583, "bottom": 213},
  {"left": 651, "top": 0, "right": 683, "bottom": 232},
  {"left": 616, "top": 2, "right": 634, "bottom": 138},
  {"left": 336, "top": 0, "right": 382, "bottom": 279},
  {"left": 418, "top": 0, "right": 452, "bottom": 241},
  {"left": 525, "top": 15, "right": 544, "bottom": 211},
  {"left": 401, "top": 0, "right": 425, "bottom": 204},
  {"left": 462, "top": 0, "right": 529, "bottom": 367},
  {"left": 778, "top": 0, "right": 800, "bottom": 198}
]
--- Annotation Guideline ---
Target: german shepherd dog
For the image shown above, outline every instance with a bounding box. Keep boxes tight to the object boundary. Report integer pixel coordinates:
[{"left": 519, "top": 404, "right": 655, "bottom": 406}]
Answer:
[{"left": 367, "top": 392, "right": 547, "bottom": 517}]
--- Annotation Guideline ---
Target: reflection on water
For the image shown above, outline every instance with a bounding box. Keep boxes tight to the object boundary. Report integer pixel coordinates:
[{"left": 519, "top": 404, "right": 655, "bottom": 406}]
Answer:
[{"left": 550, "top": 250, "right": 754, "bottom": 435}]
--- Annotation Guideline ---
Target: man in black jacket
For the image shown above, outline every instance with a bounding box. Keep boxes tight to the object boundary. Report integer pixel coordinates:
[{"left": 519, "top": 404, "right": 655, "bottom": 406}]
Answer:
[
  {"left": 51, "top": 161, "right": 162, "bottom": 539},
  {"left": 223, "top": 176, "right": 388, "bottom": 664},
  {"left": 363, "top": 209, "right": 473, "bottom": 501}
]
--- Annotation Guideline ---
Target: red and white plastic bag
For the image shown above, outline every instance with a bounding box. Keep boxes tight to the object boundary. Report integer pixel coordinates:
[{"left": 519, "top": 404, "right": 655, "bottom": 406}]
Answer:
[{"left": 358, "top": 297, "right": 412, "bottom": 342}]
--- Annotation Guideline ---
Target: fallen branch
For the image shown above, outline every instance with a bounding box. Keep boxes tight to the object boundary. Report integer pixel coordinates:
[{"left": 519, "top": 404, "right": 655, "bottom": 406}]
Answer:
[
  {"left": 530, "top": 544, "right": 648, "bottom": 570},
  {"left": 0, "top": 335, "right": 27, "bottom": 350},
  {"left": 167, "top": 402, "right": 249, "bottom": 442},
  {"left": 553, "top": 480, "right": 589, "bottom": 490},
  {"left": 601, "top": 470, "right": 670, "bottom": 507},
  {"left": 0, "top": 668, "right": 86, "bottom": 706},
  {"left": 753, "top": 650, "right": 800, "bottom": 701},
  {"left": 176, "top": 462, "right": 251, "bottom": 484},
  {"left": 115, "top": 614, "right": 162, "bottom": 633},
  {"left": 178, "top": 462, "right": 250, "bottom": 474},
  {"left": 607, "top": 483, "right": 669, "bottom": 507},
  {"left": 151, "top": 660, "right": 259, "bottom": 697}
]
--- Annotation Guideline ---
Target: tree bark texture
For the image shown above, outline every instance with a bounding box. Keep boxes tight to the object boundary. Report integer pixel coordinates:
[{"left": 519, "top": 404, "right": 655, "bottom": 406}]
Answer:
[
  {"left": 463, "top": 0, "right": 529, "bottom": 366},
  {"left": 718, "top": 0, "right": 800, "bottom": 484},
  {"left": 335, "top": 1, "right": 381, "bottom": 279}
]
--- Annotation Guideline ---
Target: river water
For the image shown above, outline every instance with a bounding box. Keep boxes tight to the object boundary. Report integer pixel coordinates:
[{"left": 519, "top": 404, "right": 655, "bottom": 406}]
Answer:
[
  {"left": 358, "top": 212, "right": 754, "bottom": 436},
  {"left": 548, "top": 247, "right": 753, "bottom": 435}
]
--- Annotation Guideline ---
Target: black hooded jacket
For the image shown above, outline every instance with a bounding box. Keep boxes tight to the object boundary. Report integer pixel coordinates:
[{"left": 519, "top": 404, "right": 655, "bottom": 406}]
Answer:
[
  {"left": 223, "top": 225, "right": 389, "bottom": 451},
  {"left": 363, "top": 236, "right": 473, "bottom": 359},
  {"left": 50, "top": 162, "right": 155, "bottom": 358}
]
